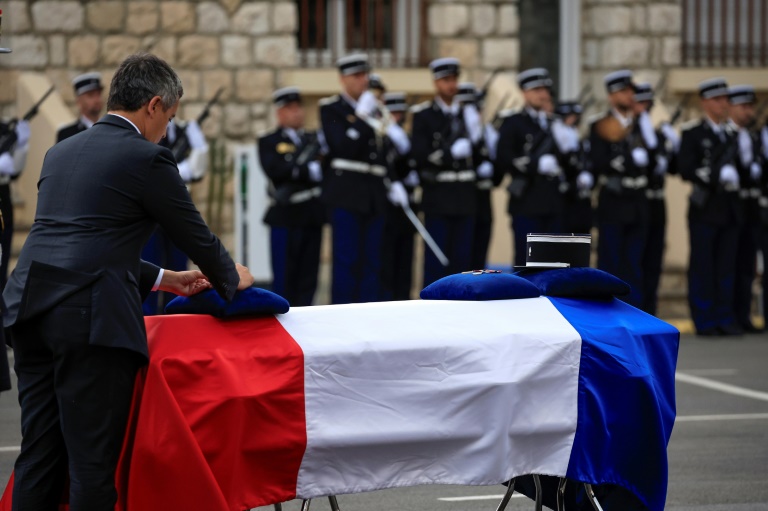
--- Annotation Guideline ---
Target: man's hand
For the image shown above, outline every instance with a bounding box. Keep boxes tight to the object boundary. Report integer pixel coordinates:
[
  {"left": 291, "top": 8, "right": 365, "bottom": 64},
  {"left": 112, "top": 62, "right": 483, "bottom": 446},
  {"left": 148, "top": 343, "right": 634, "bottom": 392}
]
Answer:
[
  {"left": 236, "top": 263, "right": 255, "bottom": 290},
  {"left": 159, "top": 270, "right": 212, "bottom": 297}
]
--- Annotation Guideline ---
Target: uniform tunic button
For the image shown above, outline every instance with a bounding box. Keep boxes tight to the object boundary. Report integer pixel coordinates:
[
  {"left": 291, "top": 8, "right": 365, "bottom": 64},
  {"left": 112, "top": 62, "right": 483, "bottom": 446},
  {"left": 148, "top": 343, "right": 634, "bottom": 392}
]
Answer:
[{"left": 370, "top": 153, "right": 377, "bottom": 159}]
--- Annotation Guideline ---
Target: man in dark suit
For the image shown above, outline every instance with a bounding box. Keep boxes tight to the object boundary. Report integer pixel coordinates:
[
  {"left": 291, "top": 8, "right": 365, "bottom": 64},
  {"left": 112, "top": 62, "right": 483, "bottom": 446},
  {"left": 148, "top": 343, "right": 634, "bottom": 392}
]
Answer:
[
  {"left": 56, "top": 72, "right": 104, "bottom": 143},
  {"left": 590, "top": 70, "right": 654, "bottom": 308},
  {"left": 259, "top": 87, "right": 326, "bottom": 306},
  {"left": 679, "top": 78, "right": 742, "bottom": 336},
  {"left": 4, "top": 53, "right": 253, "bottom": 510},
  {"left": 319, "top": 54, "right": 408, "bottom": 304},
  {"left": 411, "top": 58, "right": 480, "bottom": 284},
  {"left": 496, "top": 68, "right": 563, "bottom": 267}
]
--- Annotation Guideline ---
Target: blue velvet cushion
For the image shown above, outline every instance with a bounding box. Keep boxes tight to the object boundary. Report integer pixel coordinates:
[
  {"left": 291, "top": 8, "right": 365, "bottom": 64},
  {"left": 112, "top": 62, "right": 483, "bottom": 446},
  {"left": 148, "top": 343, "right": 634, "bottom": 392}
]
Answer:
[
  {"left": 516, "top": 267, "right": 630, "bottom": 298},
  {"left": 165, "top": 287, "right": 290, "bottom": 317},
  {"left": 420, "top": 271, "right": 541, "bottom": 301}
]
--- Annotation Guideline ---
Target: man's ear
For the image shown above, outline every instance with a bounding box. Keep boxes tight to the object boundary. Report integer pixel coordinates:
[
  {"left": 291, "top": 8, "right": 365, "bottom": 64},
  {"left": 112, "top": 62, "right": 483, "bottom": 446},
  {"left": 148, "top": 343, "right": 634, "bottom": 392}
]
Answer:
[{"left": 147, "top": 96, "right": 163, "bottom": 116}]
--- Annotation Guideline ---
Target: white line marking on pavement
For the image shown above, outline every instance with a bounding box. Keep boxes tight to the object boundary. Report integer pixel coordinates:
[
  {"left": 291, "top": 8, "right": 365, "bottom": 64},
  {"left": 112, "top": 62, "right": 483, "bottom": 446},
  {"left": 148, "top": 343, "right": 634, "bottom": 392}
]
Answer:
[
  {"left": 675, "top": 372, "right": 768, "bottom": 402},
  {"left": 680, "top": 368, "right": 738, "bottom": 377},
  {"left": 676, "top": 413, "right": 768, "bottom": 422},
  {"left": 0, "top": 446, "right": 20, "bottom": 453},
  {"left": 439, "top": 495, "right": 524, "bottom": 502}
]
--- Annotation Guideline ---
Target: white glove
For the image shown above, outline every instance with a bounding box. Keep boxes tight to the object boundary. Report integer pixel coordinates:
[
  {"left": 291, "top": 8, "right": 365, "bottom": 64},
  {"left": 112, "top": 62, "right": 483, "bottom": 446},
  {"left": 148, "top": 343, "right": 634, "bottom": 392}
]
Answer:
[
  {"left": 404, "top": 170, "right": 420, "bottom": 187},
  {"left": 537, "top": 154, "right": 560, "bottom": 176},
  {"left": 12, "top": 144, "right": 28, "bottom": 176},
  {"left": 638, "top": 112, "right": 658, "bottom": 150},
  {"left": 484, "top": 123, "right": 499, "bottom": 161},
  {"left": 631, "top": 147, "right": 649, "bottom": 167},
  {"left": 751, "top": 162, "right": 762, "bottom": 181},
  {"left": 654, "top": 155, "right": 668, "bottom": 176},
  {"left": 0, "top": 152, "right": 14, "bottom": 177},
  {"left": 355, "top": 90, "right": 379, "bottom": 118},
  {"left": 450, "top": 137, "right": 472, "bottom": 160},
  {"left": 477, "top": 161, "right": 494, "bottom": 179},
  {"left": 386, "top": 123, "right": 411, "bottom": 155},
  {"left": 308, "top": 161, "right": 322, "bottom": 182},
  {"left": 184, "top": 120, "right": 207, "bottom": 150},
  {"left": 719, "top": 164, "right": 740, "bottom": 187},
  {"left": 189, "top": 147, "right": 208, "bottom": 181},
  {"left": 661, "top": 123, "right": 680, "bottom": 153},
  {"left": 177, "top": 159, "right": 193, "bottom": 182},
  {"left": 552, "top": 120, "right": 579, "bottom": 153},
  {"left": 463, "top": 104, "right": 483, "bottom": 144},
  {"left": 387, "top": 181, "right": 409, "bottom": 207},
  {"left": 576, "top": 170, "right": 594, "bottom": 190},
  {"left": 15, "top": 120, "right": 30, "bottom": 148}
]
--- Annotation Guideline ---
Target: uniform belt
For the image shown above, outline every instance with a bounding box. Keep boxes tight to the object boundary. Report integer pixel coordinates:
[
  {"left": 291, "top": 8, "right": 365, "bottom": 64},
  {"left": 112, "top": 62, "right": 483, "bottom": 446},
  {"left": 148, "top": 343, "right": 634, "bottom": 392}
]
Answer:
[
  {"left": 331, "top": 158, "right": 386, "bottom": 177},
  {"left": 645, "top": 188, "right": 665, "bottom": 200},
  {"left": 476, "top": 178, "right": 493, "bottom": 190},
  {"left": 287, "top": 186, "right": 322, "bottom": 204},
  {"left": 621, "top": 176, "right": 648, "bottom": 189},
  {"left": 435, "top": 170, "right": 475, "bottom": 183}
]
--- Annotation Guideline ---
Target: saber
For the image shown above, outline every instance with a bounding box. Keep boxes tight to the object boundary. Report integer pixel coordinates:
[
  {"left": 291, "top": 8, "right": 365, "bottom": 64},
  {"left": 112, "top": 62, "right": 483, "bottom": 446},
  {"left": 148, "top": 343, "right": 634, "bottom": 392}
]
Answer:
[{"left": 401, "top": 202, "right": 450, "bottom": 267}]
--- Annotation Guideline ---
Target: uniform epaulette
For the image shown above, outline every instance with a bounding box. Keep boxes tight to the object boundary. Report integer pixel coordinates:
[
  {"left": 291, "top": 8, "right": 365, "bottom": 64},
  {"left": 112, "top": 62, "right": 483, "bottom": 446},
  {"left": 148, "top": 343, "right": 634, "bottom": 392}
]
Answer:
[
  {"left": 680, "top": 119, "right": 701, "bottom": 132},
  {"left": 409, "top": 100, "right": 432, "bottom": 114},
  {"left": 318, "top": 95, "right": 340, "bottom": 107}
]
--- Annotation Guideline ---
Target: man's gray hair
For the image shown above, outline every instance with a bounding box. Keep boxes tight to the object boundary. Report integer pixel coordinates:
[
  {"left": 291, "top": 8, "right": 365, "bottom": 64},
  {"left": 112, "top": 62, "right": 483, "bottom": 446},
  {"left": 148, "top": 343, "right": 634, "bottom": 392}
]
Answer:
[{"left": 107, "top": 53, "right": 183, "bottom": 112}]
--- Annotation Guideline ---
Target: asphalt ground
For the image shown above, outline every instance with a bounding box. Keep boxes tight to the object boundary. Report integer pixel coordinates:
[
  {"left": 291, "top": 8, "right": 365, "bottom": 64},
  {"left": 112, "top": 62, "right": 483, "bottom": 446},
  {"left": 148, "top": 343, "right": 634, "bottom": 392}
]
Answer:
[{"left": 1, "top": 334, "right": 767, "bottom": 510}]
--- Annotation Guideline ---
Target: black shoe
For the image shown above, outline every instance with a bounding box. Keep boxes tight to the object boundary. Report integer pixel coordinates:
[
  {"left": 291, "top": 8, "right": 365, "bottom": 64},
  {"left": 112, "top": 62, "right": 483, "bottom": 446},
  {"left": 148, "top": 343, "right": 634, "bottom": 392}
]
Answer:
[
  {"left": 719, "top": 323, "right": 744, "bottom": 336},
  {"left": 696, "top": 327, "right": 721, "bottom": 337}
]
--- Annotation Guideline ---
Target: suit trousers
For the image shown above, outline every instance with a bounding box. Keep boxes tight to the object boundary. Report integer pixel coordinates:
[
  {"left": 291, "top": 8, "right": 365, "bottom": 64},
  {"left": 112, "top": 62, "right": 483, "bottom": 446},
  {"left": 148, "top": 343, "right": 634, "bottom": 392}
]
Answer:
[
  {"left": 331, "top": 208, "right": 384, "bottom": 304},
  {"left": 270, "top": 225, "right": 322, "bottom": 307},
  {"left": 423, "top": 215, "right": 474, "bottom": 287},
  {"left": 687, "top": 219, "right": 740, "bottom": 332},
  {"left": 10, "top": 288, "right": 144, "bottom": 511}
]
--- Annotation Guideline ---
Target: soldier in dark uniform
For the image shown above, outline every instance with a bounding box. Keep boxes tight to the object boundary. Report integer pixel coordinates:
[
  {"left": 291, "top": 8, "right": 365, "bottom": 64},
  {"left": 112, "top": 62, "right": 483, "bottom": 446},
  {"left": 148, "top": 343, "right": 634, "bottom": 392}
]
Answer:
[
  {"left": 320, "top": 54, "right": 409, "bottom": 304},
  {"left": 411, "top": 58, "right": 482, "bottom": 284},
  {"left": 496, "top": 68, "right": 563, "bottom": 267},
  {"left": 679, "top": 78, "right": 743, "bottom": 336},
  {"left": 141, "top": 117, "right": 210, "bottom": 314},
  {"left": 728, "top": 85, "right": 763, "bottom": 333},
  {"left": 56, "top": 72, "right": 104, "bottom": 143},
  {"left": 553, "top": 100, "right": 594, "bottom": 235},
  {"left": 633, "top": 83, "right": 673, "bottom": 316},
  {"left": 380, "top": 92, "right": 418, "bottom": 300},
  {"left": 258, "top": 87, "right": 326, "bottom": 306},
  {"left": 590, "top": 70, "right": 653, "bottom": 308},
  {"left": 457, "top": 82, "right": 501, "bottom": 270}
]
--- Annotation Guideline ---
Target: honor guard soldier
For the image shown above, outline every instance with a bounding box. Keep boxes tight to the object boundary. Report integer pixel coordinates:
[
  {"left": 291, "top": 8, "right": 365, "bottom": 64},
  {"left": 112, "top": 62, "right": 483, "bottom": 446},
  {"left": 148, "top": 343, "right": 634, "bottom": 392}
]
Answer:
[
  {"left": 728, "top": 85, "right": 763, "bottom": 333},
  {"left": 679, "top": 78, "right": 743, "bottom": 336},
  {"left": 553, "top": 100, "right": 594, "bottom": 235},
  {"left": 258, "top": 87, "right": 326, "bottom": 306},
  {"left": 320, "top": 54, "right": 409, "bottom": 304},
  {"left": 381, "top": 92, "right": 418, "bottom": 300},
  {"left": 590, "top": 70, "right": 653, "bottom": 308},
  {"left": 0, "top": 118, "right": 30, "bottom": 289},
  {"left": 496, "top": 68, "right": 563, "bottom": 267},
  {"left": 141, "top": 117, "right": 210, "bottom": 314},
  {"left": 633, "top": 83, "right": 669, "bottom": 315},
  {"left": 56, "top": 72, "right": 104, "bottom": 142},
  {"left": 411, "top": 58, "right": 482, "bottom": 284},
  {"left": 457, "top": 82, "right": 500, "bottom": 269}
]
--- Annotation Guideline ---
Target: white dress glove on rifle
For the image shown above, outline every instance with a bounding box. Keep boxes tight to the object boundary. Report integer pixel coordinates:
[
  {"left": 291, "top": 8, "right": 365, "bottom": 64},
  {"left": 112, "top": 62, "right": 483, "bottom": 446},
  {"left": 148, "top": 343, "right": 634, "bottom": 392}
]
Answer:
[
  {"left": 552, "top": 119, "right": 579, "bottom": 153},
  {"left": 477, "top": 161, "right": 494, "bottom": 179},
  {"left": 0, "top": 153, "right": 14, "bottom": 177},
  {"left": 185, "top": 120, "right": 208, "bottom": 150},
  {"left": 355, "top": 91, "right": 379, "bottom": 118},
  {"left": 15, "top": 120, "right": 30, "bottom": 148},
  {"left": 576, "top": 170, "right": 594, "bottom": 190},
  {"left": 638, "top": 112, "right": 658, "bottom": 150},
  {"left": 386, "top": 123, "right": 411, "bottom": 155},
  {"left": 631, "top": 147, "right": 649, "bottom": 167},
  {"left": 450, "top": 138, "right": 472, "bottom": 160},
  {"left": 751, "top": 162, "right": 762, "bottom": 181},
  {"left": 719, "top": 164, "right": 740, "bottom": 188},
  {"left": 462, "top": 104, "right": 483, "bottom": 144},
  {"left": 654, "top": 155, "right": 668, "bottom": 176},
  {"left": 308, "top": 161, "right": 323, "bottom": 182},
  {"left": 387, "top": 181, "right": 409, "bottom": 207},
  {"left": 484, "top": 123, "right": 499, "bottom": 161},
  {"left": 537, "top": 154, "right": 560, "bottom": 176},
  {"left": 661, "top": 123, "right": 680, "bottom": 153}
]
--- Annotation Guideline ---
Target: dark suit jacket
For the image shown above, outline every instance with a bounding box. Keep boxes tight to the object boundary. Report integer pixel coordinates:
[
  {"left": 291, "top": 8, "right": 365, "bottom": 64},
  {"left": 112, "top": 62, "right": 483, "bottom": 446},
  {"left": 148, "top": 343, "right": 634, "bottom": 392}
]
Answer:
[
  {"left": 56, "top": 119, "right": 89, "bottom": 143},
  {"left": 4, "top": 115, "right": 239, "bottom": 358}
]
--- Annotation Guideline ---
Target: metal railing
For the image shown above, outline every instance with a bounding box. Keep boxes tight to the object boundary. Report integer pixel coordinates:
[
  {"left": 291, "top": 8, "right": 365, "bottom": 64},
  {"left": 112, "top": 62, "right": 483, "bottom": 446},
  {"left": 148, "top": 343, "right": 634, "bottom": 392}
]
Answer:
[
  {"left": 297, "top": 0, "right": 426, "bottom": 68},
  {"left": 682, "top": 0, "right": 768, "bottom": 67}
]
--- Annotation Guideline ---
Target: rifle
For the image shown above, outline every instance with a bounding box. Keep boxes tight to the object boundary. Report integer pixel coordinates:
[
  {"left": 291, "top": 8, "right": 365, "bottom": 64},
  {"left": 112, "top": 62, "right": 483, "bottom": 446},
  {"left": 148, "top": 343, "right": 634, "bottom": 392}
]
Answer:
[
  {"left": 508, "top": 123, "right": 558, "bottom": 199},
  {"left": 668, "top": 93, "right": 692, "bottom": 126},
  {"left": 577, "top": 84, "right": 591, "bottom": 103},
  {"left": 0, "top": 85, "right": 54, "bottom": 155},
  {"left": 295, "top": 132, "right": 323, "bottom": 167},
  {"left": 171, "top": 87, "right": 223, "bottom": 162},
  {"left": 691, "top": 130, "right": 739, "bottom": 207}
]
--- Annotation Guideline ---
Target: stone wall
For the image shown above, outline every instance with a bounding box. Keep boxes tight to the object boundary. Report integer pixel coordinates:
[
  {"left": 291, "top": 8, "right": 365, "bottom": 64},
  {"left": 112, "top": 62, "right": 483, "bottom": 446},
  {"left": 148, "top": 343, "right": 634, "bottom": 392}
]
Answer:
[
  {"left": 0, "top": 0, "right": 298, "bottom": 140},
  {"left": 582, "top": 0, "right": 682, "bottom": 106}
]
